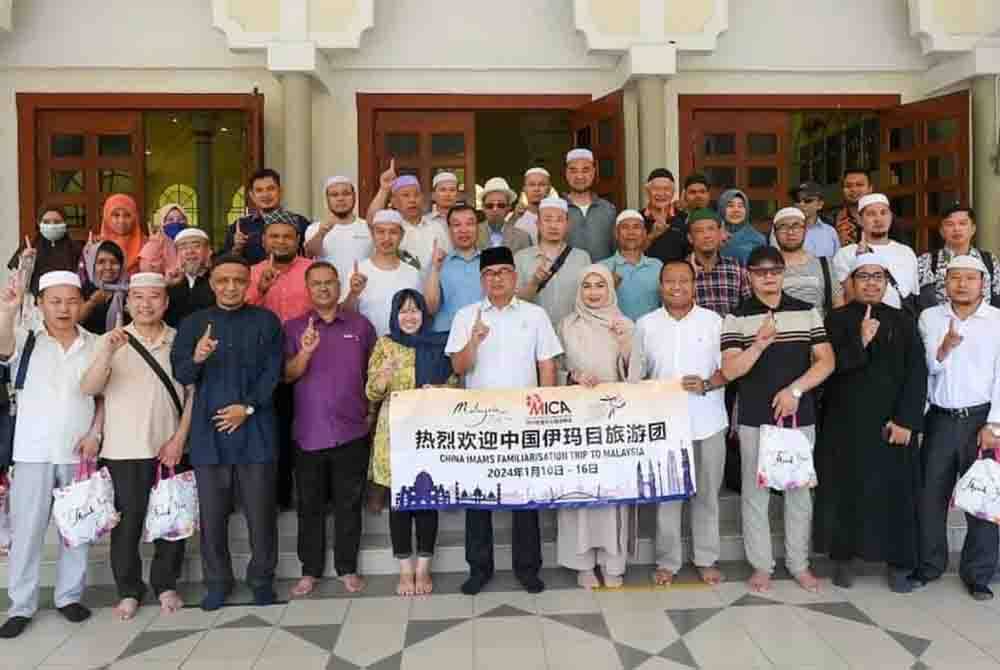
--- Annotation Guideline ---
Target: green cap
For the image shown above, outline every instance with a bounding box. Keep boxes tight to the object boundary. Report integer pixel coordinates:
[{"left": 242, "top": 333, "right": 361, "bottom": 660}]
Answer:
[{"left": 687, "top": 208, "right": 720, "bottom": 225}]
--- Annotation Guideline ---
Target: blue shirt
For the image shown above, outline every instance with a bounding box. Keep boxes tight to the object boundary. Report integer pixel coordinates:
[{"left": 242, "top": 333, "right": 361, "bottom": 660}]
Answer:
[
  {"left": 721, "top": 224, "right": 767, "bottom": 266},
  {"left": 432, "top": 250, "right": 484, "bottom": 332},
  {"left": 768, "top": 218, "right": 840, "bottom": 259},
  {"left": 600, "top": 253, "right": 664, "bottom": 322}
]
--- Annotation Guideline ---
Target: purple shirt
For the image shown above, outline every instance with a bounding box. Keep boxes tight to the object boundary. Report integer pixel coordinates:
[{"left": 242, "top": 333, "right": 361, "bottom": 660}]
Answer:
[{"left": 284, "top": 309, "right": 376, "bottom": 451}]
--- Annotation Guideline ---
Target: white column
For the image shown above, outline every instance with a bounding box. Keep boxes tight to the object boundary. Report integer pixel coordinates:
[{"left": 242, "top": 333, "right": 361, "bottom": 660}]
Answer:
[
  {"left": 281, "top": 72, "right": 313, "bottom": 216},
  {"left": 972, "top": 75, "right": 1000, "bottom": 253},
  {"left": 637, "top": 76, "right": 668, "bottom": 190}
]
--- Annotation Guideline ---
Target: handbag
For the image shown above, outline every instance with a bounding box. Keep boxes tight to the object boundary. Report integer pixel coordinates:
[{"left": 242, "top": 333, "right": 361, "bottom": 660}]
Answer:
[
  {"left": 953, "top": 450, "right": 1000, "bottom": 525},
  {"left": 52, "top": 459, "right": 120, "bottom": 548},
  {"left": 126, "top": 332, "right": 183, "bottom": 415},
  {"left": 756, "top": 416, "right": 817, "bottom": 491},
  {"left": 143, "top": 465, "right": 199, "bottom": 542},
  {"left": 0, "top": 331, "right": 37, "bottom": 467}
]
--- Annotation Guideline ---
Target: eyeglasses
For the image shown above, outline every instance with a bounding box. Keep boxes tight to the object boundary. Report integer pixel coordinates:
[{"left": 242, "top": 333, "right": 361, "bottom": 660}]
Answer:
[
  {"left": 748, "top": 267, "right": 785, "bottom": 277},
  {"left": 482, "top": 268, "right": 515, "bottom": 280},
  {"left": 854, "top": 272, "right": 886, "bottom": 282},
  {"left": 774, "top": 223, "right": 805, "bottom": 233},
  {"left": 483, "top": 203, "right": 509, "bottom": 210}
]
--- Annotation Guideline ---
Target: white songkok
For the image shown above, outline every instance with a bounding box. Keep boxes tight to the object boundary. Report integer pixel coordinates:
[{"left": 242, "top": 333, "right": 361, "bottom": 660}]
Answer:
[
  {"left": 858, "top": 193, "right": 890, "bottom": 212},
  {"left": 432, "top": 172, "right": 458, "bottom": 189},
  {"left": 129, "top": 272, "right": 167, "bottom": 289},
  {"left": 324, "top": 175, "right": 354, "bottom": 190},
  {"left": 174, "top": 228, "right": 210, "bottom": 245},
  {"left": 539, "top": 196, "right": 568, "bottom": 213},
  {"left": 615, "top": 209, "right": 644, "bottom": 225},
  {"left": 947, "top": 254, "right": 989, "bottom": 275},
  {"left": 524, "top": 167, "right": 550, "bottom": 178},
  {"left": 372, "top": 209, "right": 404, "bottom": 226},
  {"left": 38, "top": 270, "right": 81, "bottom": 292},
  {"left": 773, "top": 207, "right": 806, "bottom": 224},
  {"left": 566, "top": 148, "right": 594, "bottom": 163}
]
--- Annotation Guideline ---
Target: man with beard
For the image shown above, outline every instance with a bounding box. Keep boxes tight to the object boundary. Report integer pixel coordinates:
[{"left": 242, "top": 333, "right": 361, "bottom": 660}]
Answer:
[
  {"left": 916, "top": 255, "right": 1000, "bottom": 600},
  {"left": 165, "top": 228, "right": 215, "bottom": 327},
  {"left": 425, "top": 203, "right": 484, "bottom": 332},
  {"left": 832, "top": 194, "right": 918, "bottom": 309},
  {"left": 564, "top": 148, "right": 617, "bottom": 262},
  {"left": 834, "top": 169, "right": 873, "bottom": 247},
  {"left": 511, "top": 167, "right": 551, "bottom": 244},
  {"left": 773, "top": 207, "right": 844, "bottom": 319},
  {"left": 223, "top": 168, "right": 310, "bottom": 264},
  {"left": 171, "top": 256, "right": 283, "bottom": 611},
  {"left": 304, "top": 176, "right": 372, "bottom": 301},
  {"left": 813, "top": 252, "right": 927, "bottom": 592}
]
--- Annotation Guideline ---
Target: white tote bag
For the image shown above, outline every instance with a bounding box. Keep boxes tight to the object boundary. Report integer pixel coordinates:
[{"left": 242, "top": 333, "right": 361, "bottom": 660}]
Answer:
[
  {"left": 756, "top": 418, "right": 817, "bottom": 491},
  {"left": 953, "top": 456, "right": 1000, "bottom": 525},
  {"left": 143, "top": 466, "right": 199, "bottom": 542},
  {"left": 52, "top": 460, "right": 121, "bottom": 548}
]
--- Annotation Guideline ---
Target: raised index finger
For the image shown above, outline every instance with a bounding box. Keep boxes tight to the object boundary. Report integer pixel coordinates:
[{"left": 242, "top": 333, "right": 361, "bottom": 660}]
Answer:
[
  {"left": 203, "top": 322, "right": 213, "bottom": 339},
  {"left": 865, "top": 304, "right": 872, "bottom": 320},
  {"left": 24, "top": 236, "right": 32, "bottom": 250}
]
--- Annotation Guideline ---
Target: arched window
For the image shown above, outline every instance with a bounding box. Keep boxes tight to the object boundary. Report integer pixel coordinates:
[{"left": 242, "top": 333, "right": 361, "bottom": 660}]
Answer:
[
  {"left": 157, "top": 184, "right": 198, "bottom": 228},
  {"left": 227, "top": 186, "right": 247, "bottom": 227}
]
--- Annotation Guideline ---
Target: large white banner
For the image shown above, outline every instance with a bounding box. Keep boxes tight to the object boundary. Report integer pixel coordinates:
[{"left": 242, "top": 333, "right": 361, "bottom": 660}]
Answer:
[{"left": 389, "top": 380, "right": 695, "bottom": 511}]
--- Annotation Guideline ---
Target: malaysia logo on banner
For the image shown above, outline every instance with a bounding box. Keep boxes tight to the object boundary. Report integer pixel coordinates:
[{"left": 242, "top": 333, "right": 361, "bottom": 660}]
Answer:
[{"left": 388, "top": 380, "right": 695, "bottom": 511}]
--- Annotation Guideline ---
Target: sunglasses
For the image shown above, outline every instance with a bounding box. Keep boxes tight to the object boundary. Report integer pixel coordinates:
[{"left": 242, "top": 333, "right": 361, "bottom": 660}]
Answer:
[
  {"left": 748, "top": 266, "right": 785, "bottom": 277},
  {"left": 483, "top": 203, "right": 509, "bottom": 210}
]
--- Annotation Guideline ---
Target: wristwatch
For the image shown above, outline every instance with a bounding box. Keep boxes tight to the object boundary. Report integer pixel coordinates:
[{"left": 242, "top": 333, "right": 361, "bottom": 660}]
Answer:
[
  {"left": 701, "top": 379, "right": 712, "bottom": 396},
  {"left": 244, "top": 405, "right": 255, "bottom": 416},
  {"left": 790, "top": 387, "right": 803, "bottom": 400},
  {"left": 93, "top": 432, "right": 103, "bottom": 444}
]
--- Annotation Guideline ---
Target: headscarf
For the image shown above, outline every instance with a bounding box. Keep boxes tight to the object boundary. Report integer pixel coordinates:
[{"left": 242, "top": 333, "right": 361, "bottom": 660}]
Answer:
[
  {"left": 388, "top": 289, "right": 453, "bottom": 387},
  {"left": 717, "top": 188, "right": 751, "bottom": 233},
  {"left": 152, "top": 202, "right": 188, "bottom": 240},
  {"left": 559, "top": 264, "right": 634, "bottom": 383},
  {"left": 139, "top": 203, "right": 185, "bottom": 274},
  {"left": 83, "top": 240, "right": 129, "bottom": 332},
  {"left": 99, "top": 194, "right": 145, "bottom": 274},
  {"left": 7, "top": 212, "right": 83, "bottom": 297}
]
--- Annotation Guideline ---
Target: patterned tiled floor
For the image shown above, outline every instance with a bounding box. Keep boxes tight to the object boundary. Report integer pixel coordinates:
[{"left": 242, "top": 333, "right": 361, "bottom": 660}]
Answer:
[{"left": 6, "top": 564, "right": 1000, "bottom": 669}]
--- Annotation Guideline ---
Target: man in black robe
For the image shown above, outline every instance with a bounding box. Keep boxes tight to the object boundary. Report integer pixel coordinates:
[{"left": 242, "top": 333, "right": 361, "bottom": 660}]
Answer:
[
  {"left": 165, "top": 228, "right": 214, "bottom": 327},
  {"left": 813, "top": 251, "right": 927, "bottom": 592}
]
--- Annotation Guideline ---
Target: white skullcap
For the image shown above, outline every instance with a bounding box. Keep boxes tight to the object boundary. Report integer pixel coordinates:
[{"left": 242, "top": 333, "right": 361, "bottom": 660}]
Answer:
[
  {"left": 372, "top": 209, "right": 404, "bottom": 226},
  {"left": 566, "top": 148, "right": 594, "bottom": 163},
  {"left": 773, "top": 207, "right": 806, "bottom": 224},
  {"left": 432, "top": 172, "right": 458, "bottom": 188},
  {"left": 850, "top": 250, "right": 892, "bottom": 274},
  {"left": 539, "top": 196, "right": 568, "bottom": 213},
  {"left": 858, "top": 193, "right": 890, "bottom": 212},
  {"left": 129, "top": 272, "right": 167, "bottom": 289},
  {"left": 324, "top": 175, "right": 354, "bottom": 190},
  {"left": 524, "top": 167, "right": 550, "bottom": 178},
  {"left": 947, "top": 254, "right": 989, "bottom": 275},
  {"left": 38, "top": 271, "right": 81, "bottom": 292},
  {"left": 615, "top": 209, "right": 644, "bottom": 225},
  {"left": 174, "top": 228, "right": 210, "bottom": 245}
]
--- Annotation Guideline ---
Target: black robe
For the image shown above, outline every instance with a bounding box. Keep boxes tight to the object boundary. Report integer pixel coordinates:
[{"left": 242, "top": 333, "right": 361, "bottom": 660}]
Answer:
[
  {"left": 165, "top": 274, "right": 215, "bottom": 328},
  {"left": 813, "top": 302, "right": 928, "bottom": 569}
]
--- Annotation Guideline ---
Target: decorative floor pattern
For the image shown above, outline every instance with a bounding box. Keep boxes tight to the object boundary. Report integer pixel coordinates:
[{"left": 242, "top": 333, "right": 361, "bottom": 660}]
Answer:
[{"left": 7, "top": 566, "right": 1000, "bottom": 669}]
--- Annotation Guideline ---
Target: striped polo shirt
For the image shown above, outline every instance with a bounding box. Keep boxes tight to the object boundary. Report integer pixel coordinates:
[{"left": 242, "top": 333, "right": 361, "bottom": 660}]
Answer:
[{"left": 721, "top": 293, "right": 828, "bottom": 428}]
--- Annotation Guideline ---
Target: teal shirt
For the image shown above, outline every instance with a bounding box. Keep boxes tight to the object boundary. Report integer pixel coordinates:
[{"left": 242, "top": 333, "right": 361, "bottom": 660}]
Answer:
[
  {"left": 600, "top": 253, "right": 663, "bottom": 322},
  {"left": 720, "top": 224, "right": 767, "bottom": 266}
]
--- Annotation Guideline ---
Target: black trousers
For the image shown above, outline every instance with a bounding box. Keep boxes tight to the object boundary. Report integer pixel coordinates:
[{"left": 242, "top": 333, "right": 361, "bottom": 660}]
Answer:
[
  {"left": 465, "top": 510, "right": 541, "bottom": 580},
  {"left": 389, "top": 510, "right": 438, "bottom": 559},
  {"left": 103, "top": 458, "right": 188, "bottom": 601},
  {"left": 919, "top": 408, "right": 1000, "bottom": 587},
  {"left": 195, "top": 463, "right": 277, "bottom": 592},
  {"left": 274, "top": 383, "right": 296, "bottom": 509},
  {"left": 296, "top": 436, "right": 370, "bottom": 577}
]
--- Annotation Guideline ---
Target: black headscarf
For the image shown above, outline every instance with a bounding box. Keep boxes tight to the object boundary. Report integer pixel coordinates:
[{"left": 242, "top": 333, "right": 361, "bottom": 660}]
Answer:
[{"left": 388, "top": 289, "right": 453, "bottom": 387}]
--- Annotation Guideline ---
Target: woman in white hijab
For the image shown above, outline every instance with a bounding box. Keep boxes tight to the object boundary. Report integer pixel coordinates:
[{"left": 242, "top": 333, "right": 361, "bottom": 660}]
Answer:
[{"left": 557, "top": 264, "right": 634, "bottom": 588}]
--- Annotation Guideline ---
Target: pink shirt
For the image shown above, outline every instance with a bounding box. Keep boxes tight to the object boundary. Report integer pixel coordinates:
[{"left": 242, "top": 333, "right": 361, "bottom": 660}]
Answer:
[{"left": 247, "top": 255, "right": 312, "bottom": 323}]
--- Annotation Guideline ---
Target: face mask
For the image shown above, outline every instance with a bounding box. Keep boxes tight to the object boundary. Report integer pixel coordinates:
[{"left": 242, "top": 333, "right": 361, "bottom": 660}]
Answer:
[
  {"left": 162, "top": 222, "right": 186, "bottom": 239},
  {"left": 39, "top": 222, "right": 67, "bottom": 242}
]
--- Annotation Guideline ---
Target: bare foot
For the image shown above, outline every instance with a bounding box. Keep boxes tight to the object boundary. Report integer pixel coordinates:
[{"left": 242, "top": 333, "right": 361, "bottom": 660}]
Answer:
[
  {"left": 291, "top": 576, "right": 316, "bottom": 597},
  {"left": 158, "top": 590, "right": 184, "bottom": 614},
  {"left": 793, "top": 569, "right": 821, "bottom": 593},
  {"left": 577, "top": 570, "right": 600, "bottom": 590},
  {"left": 697, "top": 565, "right": 724, "bottom": 585},
  {"left": 415, "top": 557, "right": 433, "bottom": 595},
  {"left": 397, "top": 571, "right": 416, "bottom": 596},
  {"left": 748, "top": 570, "right": 772, "bottom": 593},
  {"left": 603, "top": 573, "right": 624, "bottom": 589},
  {"left": 114, "top": 597, "right": 139, "bottom": 621},
  {"left": 653, "top": 568, "right": 674, "bottom": 586},
  {"left": 339, "top": 573, "right": 367, "bottom": 594}
]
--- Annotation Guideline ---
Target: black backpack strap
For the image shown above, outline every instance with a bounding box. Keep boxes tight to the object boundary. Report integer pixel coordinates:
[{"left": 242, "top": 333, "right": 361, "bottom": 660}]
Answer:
[
  {"left": 931, "top": 249, "right": 939, "bottom": 276},
  {"left": 14, "top": 331, "right": 37, "bottom": 391},
  {"left": 819, "top": 256, "right": 833, "bottom": 314},
  {"left": 536, "top": 245, "right": 574, "bottom": 294},
  {"left": 126, "top": 332, "right": 183, "bottom": 416}
]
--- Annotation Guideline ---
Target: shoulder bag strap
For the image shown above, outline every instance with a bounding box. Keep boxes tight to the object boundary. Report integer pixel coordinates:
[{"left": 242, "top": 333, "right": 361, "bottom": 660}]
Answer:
[
  {"left": 536, "top": 245, "right": 574, "bottom": 294},
  {"left": 819, "top": 256, "right": 833, "bottom": 314},
  {"left": 14, "top": 330, "right": 37, "bottom": 391},
  {"left": 126, "top": 332, "right": 183, "bottom": 416}
]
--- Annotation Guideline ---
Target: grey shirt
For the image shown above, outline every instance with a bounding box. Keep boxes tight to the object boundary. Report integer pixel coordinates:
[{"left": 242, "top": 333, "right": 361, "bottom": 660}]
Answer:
[
  {"left": 566, "top": 196, "right": 617, "bottom": 262},
  {"left": 782, "top": 255, "right": 841, "bottom": 319},
  {"left": 515, "top": 246, "right": 593, "bottom": 327}
]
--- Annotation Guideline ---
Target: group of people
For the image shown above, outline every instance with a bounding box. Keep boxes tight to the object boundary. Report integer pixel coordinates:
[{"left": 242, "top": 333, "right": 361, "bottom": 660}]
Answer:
[{"left": 1, "top": 148, "right": 999, "bottom": 642}]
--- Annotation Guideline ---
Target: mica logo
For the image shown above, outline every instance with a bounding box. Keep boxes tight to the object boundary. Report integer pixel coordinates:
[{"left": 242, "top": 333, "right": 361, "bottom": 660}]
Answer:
[{"left": 526, "top": 393, "right": 571, "bottom": 416}]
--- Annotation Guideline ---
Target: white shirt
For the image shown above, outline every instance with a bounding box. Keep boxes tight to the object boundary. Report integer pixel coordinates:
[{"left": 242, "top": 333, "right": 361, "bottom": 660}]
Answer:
[
  {"left": 919, "top": 301, "right": 1000, "bottom": 423},
  {"left": 7, "top": 325, "right": 98, "bottom": 464},
  {"left": 356, "top": 258, "right": 421, "bottom": 337},
  {"left": 304, "top": 218, "right": 372, "bottom": 301},
  {"left": 832, "top": 240, "right": 919, "bottom": 309},
  {"left": 401, "top": 215, "right": 452, "bottom": 284},
  {"left": 632, "top": 306, "right": 728, "bottom": 440},
  {"left": 514, "top": 211, "right": 539, "bottom": 245},
  {"left": 446, "top": 297, "right": 563, "bottom": 390}
]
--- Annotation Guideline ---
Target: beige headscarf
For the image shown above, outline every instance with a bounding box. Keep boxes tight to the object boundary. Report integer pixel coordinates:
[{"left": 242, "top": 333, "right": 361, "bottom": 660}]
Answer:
[{"left": 558, "top": 264, "right": 634, "bottom": 383}]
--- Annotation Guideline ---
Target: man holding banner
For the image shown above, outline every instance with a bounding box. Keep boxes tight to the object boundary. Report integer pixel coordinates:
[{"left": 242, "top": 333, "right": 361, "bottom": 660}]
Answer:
[{"left": 446, "top": 246, "right": 563, "bottom": 595}]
